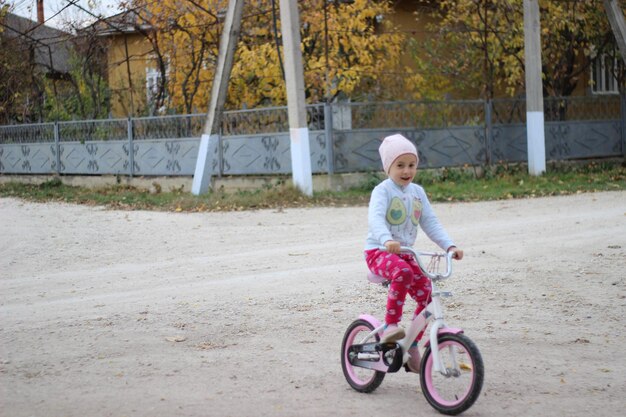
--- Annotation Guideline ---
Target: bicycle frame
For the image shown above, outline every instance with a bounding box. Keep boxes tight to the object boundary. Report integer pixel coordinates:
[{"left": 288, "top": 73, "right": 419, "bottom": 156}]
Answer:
[{"left": 358, "top": 249, "right": 464, "bottom": 376}]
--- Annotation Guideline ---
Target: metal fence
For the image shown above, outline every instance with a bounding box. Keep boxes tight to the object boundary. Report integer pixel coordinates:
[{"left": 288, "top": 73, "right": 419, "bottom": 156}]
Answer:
[{"left": 1, "top": 96, "right": 624, "bottom": 177}]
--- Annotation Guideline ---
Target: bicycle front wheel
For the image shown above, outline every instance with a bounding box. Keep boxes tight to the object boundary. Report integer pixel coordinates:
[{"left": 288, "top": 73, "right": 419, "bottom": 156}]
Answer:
[
  {"left": 420, "top": 333, "right": 484, "bottom": 415},
  {"left": 341, "top": 319, "right": 385, "bottom": 393}
]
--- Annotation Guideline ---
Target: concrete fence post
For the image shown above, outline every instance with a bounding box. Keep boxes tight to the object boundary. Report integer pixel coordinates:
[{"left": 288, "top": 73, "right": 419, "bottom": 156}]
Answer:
[
  {"left": 620, "top": 92, "right": 626, "bottom": 157},
  {"left": 324, "top": 102, "right": 334, "bottom": 175},
  {"left": 217, "top": 131, "right": 223, "bottom": 178},
  {"left": 484, "top": 99, "right": 493, "bottom": 165},
  {"left": 127, "top": 117, "right": 134, "bottom": 177},
  {"left": 54, "top": 121, "right": 60, "bottom": 174}
]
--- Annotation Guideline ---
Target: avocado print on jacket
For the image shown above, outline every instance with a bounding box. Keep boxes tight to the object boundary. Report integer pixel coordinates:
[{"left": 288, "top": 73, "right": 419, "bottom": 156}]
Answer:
[
  {"left": 411, "top": 198, "right": 423, "bottom": 225},
  {"left": 386, "top": 197, "right": 407, "bottom": 225}
]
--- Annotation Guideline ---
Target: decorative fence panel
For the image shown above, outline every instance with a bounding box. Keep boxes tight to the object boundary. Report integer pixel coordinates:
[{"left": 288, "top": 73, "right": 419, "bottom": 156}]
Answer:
[
  {"left": 544, "top": 120, "right": 622, "bottom": 160},
  {"left": 330, "top": 126, "right": 488, "bottom": 173},
  {"left": 489, "top": 120, "right": 624, "bottom": 163},
  {"left": 217, "top": 131, "right": 329, "bottom": 175},
  {"left": 491, "top": 124, "right": 527, "bottom": 162},
  {"left": 133, "top": 139, "right": 198, "bottom": 176},
  {"left": 61, "top": 141, "right": 129, "bottom": 174},
  {"left": 1, "top": 97, "right": 624, "bottom": 177},
  {"left": 0, "top": 143, "right": 57, "bottom": 174}
]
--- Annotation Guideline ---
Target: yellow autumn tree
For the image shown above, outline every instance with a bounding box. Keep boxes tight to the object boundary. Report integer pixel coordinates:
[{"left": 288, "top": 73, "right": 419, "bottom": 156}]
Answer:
[
  {"left": 128, "top": 0, "right": 222, "bottom": 114},
  {"left": 137, "top": 0, "right": 416, "bottom": 113},
  {"left": 411, "top": 0, "right": 622, "bottom": 99}
]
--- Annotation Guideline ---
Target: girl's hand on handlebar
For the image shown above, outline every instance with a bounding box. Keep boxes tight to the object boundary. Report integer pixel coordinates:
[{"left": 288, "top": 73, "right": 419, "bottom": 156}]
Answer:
[
  {"left": 448, "top": 246, "right": 464, "bottom": 260},
  {"left": 384, "top": 240, "right": 401, "bottom": 254}
]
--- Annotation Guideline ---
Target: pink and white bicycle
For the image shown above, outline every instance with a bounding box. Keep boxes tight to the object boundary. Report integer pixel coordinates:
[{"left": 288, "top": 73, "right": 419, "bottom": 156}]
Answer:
[{"left": 341, "top": 247, "right": 484, "bottom": 415}]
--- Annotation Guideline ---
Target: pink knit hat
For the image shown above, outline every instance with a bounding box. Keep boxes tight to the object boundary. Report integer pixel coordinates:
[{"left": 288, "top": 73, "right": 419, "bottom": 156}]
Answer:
[{"left": 379, "top": 134, "right": 418, "bottom": 173}]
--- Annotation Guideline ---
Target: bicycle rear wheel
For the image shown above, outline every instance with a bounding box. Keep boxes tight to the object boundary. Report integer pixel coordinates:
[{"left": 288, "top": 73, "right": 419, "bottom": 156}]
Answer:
[
  {"left": 420, "top": 333, "right": 484, "bottom": 415},
  {"left": 341, "top": 319, "right": 385, "bottom": 393}
]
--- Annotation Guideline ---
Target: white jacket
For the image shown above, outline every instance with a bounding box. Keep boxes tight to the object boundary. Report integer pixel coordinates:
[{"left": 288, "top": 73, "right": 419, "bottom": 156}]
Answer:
[{"left": 365, "top": 179, "right": 455, "bottom": 251}]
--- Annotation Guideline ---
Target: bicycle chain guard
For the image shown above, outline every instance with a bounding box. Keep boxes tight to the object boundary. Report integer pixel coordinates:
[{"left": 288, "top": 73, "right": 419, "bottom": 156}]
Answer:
[{"left": 348, "top": 342, "right": 404, "bottom": 373}]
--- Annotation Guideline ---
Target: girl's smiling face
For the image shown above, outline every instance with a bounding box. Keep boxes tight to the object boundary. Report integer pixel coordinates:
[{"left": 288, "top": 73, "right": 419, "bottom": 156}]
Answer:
[{"left": 388, "top": 153, "right": 418, "bottom": 186}]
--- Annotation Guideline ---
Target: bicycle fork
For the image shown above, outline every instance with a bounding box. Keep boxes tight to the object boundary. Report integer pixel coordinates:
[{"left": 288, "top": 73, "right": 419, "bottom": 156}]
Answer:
[
  {"left": 426, "top": 289, "right": 464, "bottom": 376},
  {"left": 400, "top": 287, "right": 465, "bottom": 376}
]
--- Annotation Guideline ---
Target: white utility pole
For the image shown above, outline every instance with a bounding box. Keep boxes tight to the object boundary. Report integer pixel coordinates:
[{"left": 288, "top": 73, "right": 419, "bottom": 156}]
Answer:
[
  {"left": 192, "top": 0, "right": 245, "bottom": 195},
  {"left": 278, "top": 0, "right": 313, "bottom": 196},
  {"left": 603, "top": 0, "right": 626, "bottom": 64},
  {"left": 523, "top": 0, "right": 546, "bottom": 176},
  {"left": 193, "top": 0, "right": 313, "bottom": 195}
]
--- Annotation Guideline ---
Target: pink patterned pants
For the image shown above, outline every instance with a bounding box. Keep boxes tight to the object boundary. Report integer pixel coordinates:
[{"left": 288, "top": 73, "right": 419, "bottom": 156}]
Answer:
[{"left": 365, "top": 249, "right": 432, "bottom": 340}]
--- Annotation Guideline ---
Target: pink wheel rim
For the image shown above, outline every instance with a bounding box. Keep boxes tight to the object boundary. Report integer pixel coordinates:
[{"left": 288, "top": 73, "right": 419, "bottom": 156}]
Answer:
[
  {"left": 423, "top": 340, "right": 475, "bottom": 407},
  {"left": 344, "top": 325, "right": 377, "bottom": 385}
]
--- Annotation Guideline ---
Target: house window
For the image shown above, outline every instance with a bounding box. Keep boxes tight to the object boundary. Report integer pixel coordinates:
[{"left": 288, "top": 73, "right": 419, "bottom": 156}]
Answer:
[
  {"left": 591, "top": 54, "right": 620, "bottom": 94},
  {"left": 146, "top": 67, "right": 167, "bottom": 114},
  {"left": 146, "top": 67, "right": 160, "bottom": 103}
]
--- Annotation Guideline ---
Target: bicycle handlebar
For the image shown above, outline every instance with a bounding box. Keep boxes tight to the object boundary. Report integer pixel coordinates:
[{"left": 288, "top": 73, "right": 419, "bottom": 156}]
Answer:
[{"left": 377, "top": 246, "right": 454, "bottom": 280}]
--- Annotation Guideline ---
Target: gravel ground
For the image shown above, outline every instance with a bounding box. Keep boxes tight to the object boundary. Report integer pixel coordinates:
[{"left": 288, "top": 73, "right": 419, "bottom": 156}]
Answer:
[{"left": 1, "top": 191, "right": 625, "bottom": 417}]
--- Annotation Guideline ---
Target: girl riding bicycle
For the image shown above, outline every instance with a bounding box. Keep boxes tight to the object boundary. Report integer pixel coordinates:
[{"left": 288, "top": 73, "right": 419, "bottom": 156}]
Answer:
[{"left": 364, "top": 133, "right": 464, "bottom": 373}]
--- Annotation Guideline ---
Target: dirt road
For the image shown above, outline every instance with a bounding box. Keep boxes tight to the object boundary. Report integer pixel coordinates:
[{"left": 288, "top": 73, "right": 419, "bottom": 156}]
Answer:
[{"left": 1, "top": 191, "right": 625, "bottom": 416}]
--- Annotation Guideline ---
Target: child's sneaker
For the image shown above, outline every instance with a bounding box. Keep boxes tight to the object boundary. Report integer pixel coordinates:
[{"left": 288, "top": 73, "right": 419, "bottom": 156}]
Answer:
[
  {"left": 406, "top": 346, "right": 421, "bottom": 373},
  {"left": 380, "top": 324, "right": 405, "bottom": 343}
]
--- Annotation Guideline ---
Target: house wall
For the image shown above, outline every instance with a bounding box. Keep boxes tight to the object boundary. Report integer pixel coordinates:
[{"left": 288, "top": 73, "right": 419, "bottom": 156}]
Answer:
[
  {"left": 389, "top": 0, "right": 429, "bottom": 70},
  {"left": 388, "top": 0, "right": 483, "bottom": 99},
  {"left": 107, "top": 32, "right": 155, "bottom": 117}
]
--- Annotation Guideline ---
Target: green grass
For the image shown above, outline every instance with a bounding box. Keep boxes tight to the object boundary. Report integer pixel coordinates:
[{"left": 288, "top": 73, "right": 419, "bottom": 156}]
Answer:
[
  {"left": 1, "top": 160, "right": 624, "bottom": 212},
  {"left": 420, "top": 160, "right": 626, "bottom": 202}
]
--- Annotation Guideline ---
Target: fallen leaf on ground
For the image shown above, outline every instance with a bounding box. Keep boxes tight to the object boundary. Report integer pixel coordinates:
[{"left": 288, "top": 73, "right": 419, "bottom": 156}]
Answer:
[{"left": 165, "top": 336, "right": 186, "bottom": 342}]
